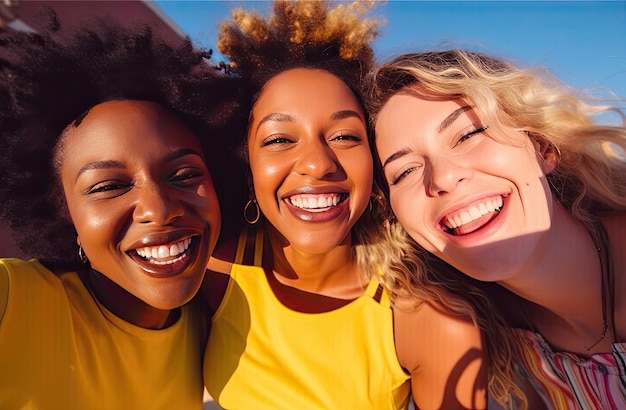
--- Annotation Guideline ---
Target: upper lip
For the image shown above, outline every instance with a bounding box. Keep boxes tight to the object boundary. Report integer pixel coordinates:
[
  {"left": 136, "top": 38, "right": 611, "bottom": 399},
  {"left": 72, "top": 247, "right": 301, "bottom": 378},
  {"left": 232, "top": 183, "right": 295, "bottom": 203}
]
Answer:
[{"left": 436, "top": 193, "right": 507, "bottom": 230}]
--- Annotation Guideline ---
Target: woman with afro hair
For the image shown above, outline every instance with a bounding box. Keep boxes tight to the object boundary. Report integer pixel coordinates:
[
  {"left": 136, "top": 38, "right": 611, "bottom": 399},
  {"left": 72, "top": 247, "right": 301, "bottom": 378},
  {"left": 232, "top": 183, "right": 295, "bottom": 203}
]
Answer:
[
  {"left": 203, "top": 1, "right": 528, "bottom": 408},
  {"left": 0, "top": 11, "right": 244, "bottom": 409}
]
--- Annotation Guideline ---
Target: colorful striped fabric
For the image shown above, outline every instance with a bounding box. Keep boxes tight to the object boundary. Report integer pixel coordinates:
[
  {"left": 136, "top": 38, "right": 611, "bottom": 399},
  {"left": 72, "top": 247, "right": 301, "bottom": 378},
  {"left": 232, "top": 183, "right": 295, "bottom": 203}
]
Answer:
[{"left": 512, "top": 329, "right": 626, "bottom": 409}]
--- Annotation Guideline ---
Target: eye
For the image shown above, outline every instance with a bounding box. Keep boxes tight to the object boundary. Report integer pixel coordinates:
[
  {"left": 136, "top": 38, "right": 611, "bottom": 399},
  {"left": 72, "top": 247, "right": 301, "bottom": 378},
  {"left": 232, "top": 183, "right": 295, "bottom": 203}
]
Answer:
[
  {"left": 328, "top": 131, "right": 364, "bottom": 148},
  {"left": 261, "top": 134, "right": 295, "bottom": 147},
  {"left": 389, "top": 163, "right": 424, "bottom": 186},
  {"left": 453, "top": 125, "right": 489, "bottom": 147},
  {"left": 169, "top": 167, "right": 206, "bottom": 187},
  {"left": 86, "top": 180, "right": 132, "bottom": 197}
]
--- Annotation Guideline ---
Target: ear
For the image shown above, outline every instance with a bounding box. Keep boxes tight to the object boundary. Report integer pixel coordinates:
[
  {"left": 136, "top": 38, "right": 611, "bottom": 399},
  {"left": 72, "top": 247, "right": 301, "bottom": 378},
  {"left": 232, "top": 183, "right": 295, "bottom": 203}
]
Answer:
[
  {"left": 245, "top": 168, "right": 256, "bottom": 201},
  {"left": 540, "top": 143, "right": 560, "bottom": 175},
  {"left": 531, "top": 136, "right": 560, "bottom": 175}
]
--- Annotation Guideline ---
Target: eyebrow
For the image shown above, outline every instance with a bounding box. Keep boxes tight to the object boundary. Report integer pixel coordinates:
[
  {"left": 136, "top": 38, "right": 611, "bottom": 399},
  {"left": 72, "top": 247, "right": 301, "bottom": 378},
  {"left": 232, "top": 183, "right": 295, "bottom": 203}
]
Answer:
[
  {"left": 75, "top": 147, "right": 203, "bottom": 182},
  {"left": 382, "top": 105, "right": 474, "bottom": 169},
  {"left": 330, "top": 109, "right": 364, "bottom": 122},
  {"left": 254, "top": 110, "right": 364, "bottom": 135},
  {"left": 438, "top": 105, "right": 473, "bottom": 133},
  {"left": 382, "top": 148, "right": 412, "bottom": 169},
  {"left": 255, "top": 113, "right": 293, "bottom": 134}
]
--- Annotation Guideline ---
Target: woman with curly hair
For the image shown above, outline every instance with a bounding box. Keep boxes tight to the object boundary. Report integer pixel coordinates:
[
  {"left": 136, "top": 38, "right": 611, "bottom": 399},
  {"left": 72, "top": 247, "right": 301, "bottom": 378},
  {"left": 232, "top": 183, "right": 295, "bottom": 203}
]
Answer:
[
  {"left": 0, "top": 15, "right": 243, "bottom": 408},
  {"left": 368, "top": 49, "right": 626, "bottom": 409},
  {"left": 203, "top": 2, "right": 525, "bottom": 408}
]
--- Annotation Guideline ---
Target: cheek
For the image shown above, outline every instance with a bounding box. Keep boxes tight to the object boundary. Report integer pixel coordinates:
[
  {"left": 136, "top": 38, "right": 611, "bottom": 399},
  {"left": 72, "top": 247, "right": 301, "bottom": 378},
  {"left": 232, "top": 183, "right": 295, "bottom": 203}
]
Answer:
[
  {"left": 342, "top": 148, "right": 373, "bottom": 184},
  {"left": 388, "top": 187, "right": 439, "bottom": 248},
  {"left": 196, "top": 180, "right": 221, "bottom": 217},
  {"left": 352, "top": 161, "right": 373, "bottom": 194},
  {"left": 250, "top": 159, "right": 284, "bottom": 197},
  {"left": 72, "top": 207, "right": 121, "bottom": 262},
  {"left": 389, "top": 188, "right": 424, "bottom": 230}
]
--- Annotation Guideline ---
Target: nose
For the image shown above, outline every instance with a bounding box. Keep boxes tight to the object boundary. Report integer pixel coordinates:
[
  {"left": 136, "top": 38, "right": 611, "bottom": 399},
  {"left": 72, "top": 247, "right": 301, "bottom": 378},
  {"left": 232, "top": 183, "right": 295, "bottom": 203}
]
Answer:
[
  {"left": 133, "top": 180, "right": 185, "bottom": 225},
  {"left": 293, "top": 138, "right": 339, "bottom": 179},
  {"left": 425, "top": 157, "right": 471, "bottom": 197}
]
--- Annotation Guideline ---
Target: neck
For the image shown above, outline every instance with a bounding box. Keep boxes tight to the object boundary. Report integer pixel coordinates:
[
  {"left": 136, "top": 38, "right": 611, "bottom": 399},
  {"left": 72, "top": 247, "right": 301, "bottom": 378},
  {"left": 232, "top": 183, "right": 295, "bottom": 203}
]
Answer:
[
  {"left": 82, "top": 268, "right": 178, "bottom": 329},
  {"left": 498, "top": 207, "right": 613, "bottom": 353},
  {"left": 500, "top": 204, "right": 597, "bottom": 312},
  {"left": 264, "top": 227, "right": 367, "bottom": 299}
]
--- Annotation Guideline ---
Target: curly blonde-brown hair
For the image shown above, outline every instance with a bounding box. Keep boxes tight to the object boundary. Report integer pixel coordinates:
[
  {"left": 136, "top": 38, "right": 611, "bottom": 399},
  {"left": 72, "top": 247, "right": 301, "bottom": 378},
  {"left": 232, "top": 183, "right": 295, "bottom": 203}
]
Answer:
[
  {"left": 218, "top": 0, "right": 380, "bottom": 100},
  {"left": 216, "top": 0, "right": 385, "bottom": 248}
]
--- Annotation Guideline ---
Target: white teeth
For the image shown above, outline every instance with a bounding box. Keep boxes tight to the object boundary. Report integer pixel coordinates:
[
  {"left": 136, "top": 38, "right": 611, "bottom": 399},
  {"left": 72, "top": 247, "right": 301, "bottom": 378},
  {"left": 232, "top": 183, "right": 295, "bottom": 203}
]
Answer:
[
  {"left": 443, "top": 197, "right": 503, "bottom": 229},
  {"left": 135, "top": 238, "right": 192, "bottom": 260},
  {"left": 157, "top": 246, "right": 169, "bottom": 258},
  {"left": 289, "top": 194, "right": 341, "bottom": 210},
  {"left": 460, "top": 211, "right": 472, "bottom": 225}
]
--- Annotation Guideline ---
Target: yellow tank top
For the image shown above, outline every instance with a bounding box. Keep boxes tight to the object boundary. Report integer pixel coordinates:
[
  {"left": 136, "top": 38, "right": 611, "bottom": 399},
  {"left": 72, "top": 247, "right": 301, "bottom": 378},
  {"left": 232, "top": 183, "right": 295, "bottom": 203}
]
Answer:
[
  {"left": 0, "top": 258, "right": 206, "bottom": 410},
  {"left": 204, "top": 231, "right": 411, "bottom": 409}
]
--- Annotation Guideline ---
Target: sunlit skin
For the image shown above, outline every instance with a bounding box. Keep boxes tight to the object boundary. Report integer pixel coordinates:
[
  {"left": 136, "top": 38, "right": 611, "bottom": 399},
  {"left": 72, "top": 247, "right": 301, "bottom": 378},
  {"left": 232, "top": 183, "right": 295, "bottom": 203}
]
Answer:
[
  {"left": 244, "top": 72, "right": 486, "bottom": 408},
  {"left": 375, "top": 93, "right": 557, "bottom": 284},
  {"left": 375, "top": 90, "right": 626, "bottom": 357},
  {"left": 247, "top": 68, "right": 372, "bottom": 298},
  {"left": 59, "top": 100, "right": 220, "bottom": 329}
]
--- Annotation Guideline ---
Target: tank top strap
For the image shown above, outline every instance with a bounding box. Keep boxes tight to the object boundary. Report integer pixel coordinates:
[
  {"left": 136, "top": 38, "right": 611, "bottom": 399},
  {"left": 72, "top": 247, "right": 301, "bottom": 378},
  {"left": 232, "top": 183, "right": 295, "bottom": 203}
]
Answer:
[
  {"left": 234, "top": 229, "right": 247, "bottom": 265},
  {"left": 253, "top": 226, "right": 263, "bottom": 266},
  {"left": 364, "top": 278, "right": 389, "bottom": 307},
  {"left": 234, "top": 225, "right": 265, "bottom": 266}
]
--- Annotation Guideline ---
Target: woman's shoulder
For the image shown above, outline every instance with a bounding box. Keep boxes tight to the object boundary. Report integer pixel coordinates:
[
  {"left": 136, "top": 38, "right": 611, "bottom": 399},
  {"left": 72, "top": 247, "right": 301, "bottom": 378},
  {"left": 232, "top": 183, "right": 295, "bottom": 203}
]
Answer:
[
  {"left": 0, "top": 258, "right": 57, "bottom": 276},
  {"left": 393, "top": 297, "right": 483, "bottom": 366},
  {"left": 0, "top": 258, "right": 71, "bottom": 325},
  {"left": 393, "top": 297, "right": 478, "bottom": 330}
]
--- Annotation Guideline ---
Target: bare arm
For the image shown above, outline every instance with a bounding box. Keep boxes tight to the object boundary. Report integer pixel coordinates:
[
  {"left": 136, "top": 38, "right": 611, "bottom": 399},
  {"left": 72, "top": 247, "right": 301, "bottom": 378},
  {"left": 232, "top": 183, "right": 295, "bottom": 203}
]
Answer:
[{"left": 394, "top": 300, "right": 487, "bottom": 409}]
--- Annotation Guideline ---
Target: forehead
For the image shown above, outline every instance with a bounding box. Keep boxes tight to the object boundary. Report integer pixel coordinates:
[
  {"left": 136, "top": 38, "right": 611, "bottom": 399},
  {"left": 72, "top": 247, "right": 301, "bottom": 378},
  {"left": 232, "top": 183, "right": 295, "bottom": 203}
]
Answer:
[
  {"left": 63, "top": 100, "right": 199, "bottom": 148},
  {"left": 254, "top": 68, "right": 364, "bottom": 115},
  {"left": 377, "top": 93, "right": 470, "bottom": 131},
  {"left": 56, "top": 100, "right": 202, "bottom": 170}
]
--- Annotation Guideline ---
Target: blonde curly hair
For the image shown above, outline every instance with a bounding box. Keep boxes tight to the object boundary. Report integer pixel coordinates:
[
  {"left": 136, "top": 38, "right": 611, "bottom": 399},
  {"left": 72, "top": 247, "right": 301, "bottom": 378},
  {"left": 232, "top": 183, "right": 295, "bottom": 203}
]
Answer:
[
  {"left": 366, "top": 49, "right": 626, "bottom": 409},
  {"left": 367, "top": 50, "right": 626, "bottom": 223}
]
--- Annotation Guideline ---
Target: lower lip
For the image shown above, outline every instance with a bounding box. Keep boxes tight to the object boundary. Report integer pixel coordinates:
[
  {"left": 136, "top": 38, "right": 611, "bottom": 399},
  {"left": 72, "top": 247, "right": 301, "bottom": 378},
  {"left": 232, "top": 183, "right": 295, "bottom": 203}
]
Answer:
[
  {"left": 284, "top": 198, "right": 349, "bottom": 222},
  {"left": 129, "top": 237, "right": 200, "bottom": 278}
]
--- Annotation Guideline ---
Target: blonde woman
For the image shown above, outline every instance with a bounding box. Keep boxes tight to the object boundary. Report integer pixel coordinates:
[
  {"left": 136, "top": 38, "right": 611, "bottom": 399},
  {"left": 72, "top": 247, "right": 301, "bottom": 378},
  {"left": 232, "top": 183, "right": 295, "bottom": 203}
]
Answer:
[{"left": 367, "top": 49, "right": 626, "bottom": 409}]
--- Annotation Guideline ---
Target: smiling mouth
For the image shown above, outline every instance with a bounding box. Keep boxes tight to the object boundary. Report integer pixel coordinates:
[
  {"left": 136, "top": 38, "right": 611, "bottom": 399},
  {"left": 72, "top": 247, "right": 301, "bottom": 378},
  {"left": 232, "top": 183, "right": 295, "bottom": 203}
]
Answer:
[
  {"left": 287, "top": 193, "right": 347, "bottom": 212},
  {"left": 133, "top": 237, "right": 193, "bottom": 265},
  {"left": 441, "top": 196, "right": 504, "bottom": 235}
]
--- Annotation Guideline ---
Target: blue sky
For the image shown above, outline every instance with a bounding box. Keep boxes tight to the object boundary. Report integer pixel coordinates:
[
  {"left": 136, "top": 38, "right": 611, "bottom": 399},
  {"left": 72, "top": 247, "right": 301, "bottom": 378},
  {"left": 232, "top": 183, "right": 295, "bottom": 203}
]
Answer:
[{"left": 154, "top": 1, "right": 626, "bottom": 99}]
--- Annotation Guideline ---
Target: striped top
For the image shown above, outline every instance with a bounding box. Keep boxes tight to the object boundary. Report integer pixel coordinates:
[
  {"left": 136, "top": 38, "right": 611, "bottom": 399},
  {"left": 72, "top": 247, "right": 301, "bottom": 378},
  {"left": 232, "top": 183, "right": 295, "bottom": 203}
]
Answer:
[{"left": 512, "top": 329, "right": 626, "bottom": 409}]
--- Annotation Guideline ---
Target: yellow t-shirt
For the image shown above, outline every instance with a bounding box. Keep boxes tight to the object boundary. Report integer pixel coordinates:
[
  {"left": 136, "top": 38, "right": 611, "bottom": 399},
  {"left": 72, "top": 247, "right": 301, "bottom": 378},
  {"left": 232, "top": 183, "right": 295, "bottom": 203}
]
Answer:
[
  {"left": 204, "top": 235, "right": 410, "bottom": 409},
  {"left": 0, "top": 258, "right": 206, "bottom": 410}
]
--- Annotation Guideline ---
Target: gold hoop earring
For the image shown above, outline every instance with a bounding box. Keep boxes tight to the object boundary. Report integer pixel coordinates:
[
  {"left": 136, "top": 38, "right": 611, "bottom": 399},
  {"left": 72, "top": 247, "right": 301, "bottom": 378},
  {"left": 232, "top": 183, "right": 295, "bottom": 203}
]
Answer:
[
  {"left": 78, "top": 245, "right": 89, "bottom": 264},
  {"left": 243, "top": 200, "right": 261, "bottom": 225}
]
